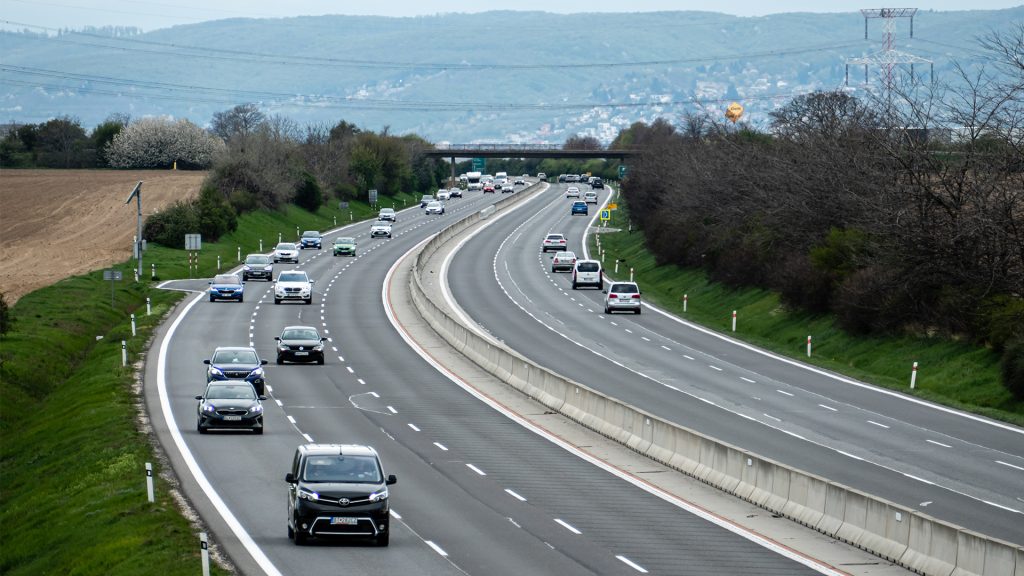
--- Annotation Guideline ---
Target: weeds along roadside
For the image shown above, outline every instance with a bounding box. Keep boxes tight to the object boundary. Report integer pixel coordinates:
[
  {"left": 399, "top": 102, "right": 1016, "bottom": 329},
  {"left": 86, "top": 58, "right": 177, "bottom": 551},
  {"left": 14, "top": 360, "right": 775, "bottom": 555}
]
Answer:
[
  {"left": 590, "top": 198, "right": 1024, "bottom": 426},
  {"left": 0, "top": 194, "right": 404, "bottom": 574}
]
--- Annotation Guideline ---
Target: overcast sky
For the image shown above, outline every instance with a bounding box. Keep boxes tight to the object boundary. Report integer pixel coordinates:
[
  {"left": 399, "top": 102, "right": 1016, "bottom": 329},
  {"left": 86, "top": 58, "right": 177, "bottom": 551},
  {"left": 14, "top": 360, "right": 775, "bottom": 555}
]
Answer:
[{"left": 3, "top": 0, "right": 1022, "bottom": 31}]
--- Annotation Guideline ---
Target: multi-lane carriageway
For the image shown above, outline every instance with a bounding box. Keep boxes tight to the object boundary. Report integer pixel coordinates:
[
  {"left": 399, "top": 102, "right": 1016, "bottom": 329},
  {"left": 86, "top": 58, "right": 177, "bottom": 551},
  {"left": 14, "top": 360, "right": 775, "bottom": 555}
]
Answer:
[{"left": 144, "top": 179, "right": 1009, "bottom": 576}]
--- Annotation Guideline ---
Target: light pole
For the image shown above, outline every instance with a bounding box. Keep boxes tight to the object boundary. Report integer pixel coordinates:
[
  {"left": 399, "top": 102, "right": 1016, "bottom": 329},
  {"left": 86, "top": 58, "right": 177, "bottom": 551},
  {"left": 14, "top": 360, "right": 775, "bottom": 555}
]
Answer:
[{"left": 124, "top": 181, "right": 143, "bottom": 279}]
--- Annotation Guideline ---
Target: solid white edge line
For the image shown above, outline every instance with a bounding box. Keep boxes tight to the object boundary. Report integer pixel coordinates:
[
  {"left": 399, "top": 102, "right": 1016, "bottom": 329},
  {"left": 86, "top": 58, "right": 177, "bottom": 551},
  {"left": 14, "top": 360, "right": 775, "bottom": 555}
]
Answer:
[
  {"left": 996, "top": 460, "right": 1024, "bottom": 472},
  {"left": 554, "top": 518, "right": 582, "bottom": 534},
  {"left": 926, "top": 439, "right": 950, "bottom": 448},
  {"left": 380, "top": 241, "right": 848, "bottom": 576},
  {"left": 158, "top": 291, "right": 283, "bottom": 576},
  {"left": 302, "top": 433, "right": 313, "bottom": 443}
]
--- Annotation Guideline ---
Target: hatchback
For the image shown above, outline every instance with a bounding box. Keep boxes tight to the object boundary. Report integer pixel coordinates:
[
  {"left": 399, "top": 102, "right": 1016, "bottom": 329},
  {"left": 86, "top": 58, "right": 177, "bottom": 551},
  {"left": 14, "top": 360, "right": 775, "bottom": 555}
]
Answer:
[
  {"left": 571, "top": 201, "right": 588, "bottom": 216},
  {"left": 208, "top": 274, "right": 244, "bottom": 302},
  {"left": 604, "top": 282, "right": 642, "bottom": 314},
  {"left": 275, "top": 325, "right": 326, "bottom": 365},
  {"left": 196, "top": 380, "right": 265, "bottom": 434},
  {"left": 204, "top": 346, "right": 268, "bottom": 394}
]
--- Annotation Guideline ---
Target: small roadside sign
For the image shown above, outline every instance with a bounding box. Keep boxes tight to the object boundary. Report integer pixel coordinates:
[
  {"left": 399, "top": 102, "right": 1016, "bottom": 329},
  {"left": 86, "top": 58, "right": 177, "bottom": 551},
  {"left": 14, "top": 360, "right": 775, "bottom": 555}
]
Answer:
[
  {"left": 607, "top": 203, "right": 618, "bottom": 210},
  {"left": 103, "top": 270, "right": 123, "bottom": 281},
  {"left": 618, "top": 165, "right": 628, "bottom": 178},
  {"left": 185, "top": 234, "right": 202, "bottom": 250},
  {"left": 600, "top": 209, "right": 611, "bottom": 222},
  {"left": 368, "top": 189, "right": 378, "bottom": 205}
]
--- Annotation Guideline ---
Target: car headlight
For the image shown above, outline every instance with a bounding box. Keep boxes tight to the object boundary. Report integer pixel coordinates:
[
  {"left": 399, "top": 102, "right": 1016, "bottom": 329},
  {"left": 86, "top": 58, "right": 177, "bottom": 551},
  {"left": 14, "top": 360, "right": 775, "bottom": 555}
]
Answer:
[
  {"left": 278, "top": 343, "right": 288, "bottom": 351},
  {"left": 251, "top": 367, "right": 264, "bottom": 378},
  {"left": 249, "top": 404, "right": 263, "bottom": 414},
  {"left": 298, "top": 488, "right": 319, "bottom": 501},
  {"left": 313, "top": 344, "right": 323, "bottom": 351},
  {"left": 264, "top": 265, "right": 272, "bottom": 271},
  {"left": 202, "top": 404, "right": 216, "bottom": 413},
  {"left": 243, "top": 265, "right": 252, "bottom": 271},
  {"left": 209, "top": 367, "right": 224, "bottom": 378},
  {"left": 369, "top": 488, "right": 389, "bottom": 503}
]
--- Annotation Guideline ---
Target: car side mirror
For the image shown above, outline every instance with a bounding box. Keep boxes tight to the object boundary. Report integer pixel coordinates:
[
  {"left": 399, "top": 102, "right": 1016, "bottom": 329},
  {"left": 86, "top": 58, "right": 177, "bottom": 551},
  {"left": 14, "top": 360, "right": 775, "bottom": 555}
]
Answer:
[
  {"left": 203, "top": 359, "right": 211, "bottom": 365},
  {"left": 261, "top": 359, "right": 269, "bottom": 365},
  {"left": 274, "top": 337, "right": 281, "bottom": 341},
  {"left": 285, "top": 472, "right": 295, "bottom": 483},
  {"left": 602, "top": 290, "right": 608, "bottom": 294},
  {"left": 258, "top": 395, "right": 268, "bottom": 401},
  {"left": 386, "top": 474, "right": 397, "bottom": 486},
  {"left": 208, "top": 281, "right": 213, "bottom": 285},
  {"left": 320, "top": 337, "right": 327, "bottom": 342},
  {"left": 194, "top": 395, "right": 203, "bottom": 400}
]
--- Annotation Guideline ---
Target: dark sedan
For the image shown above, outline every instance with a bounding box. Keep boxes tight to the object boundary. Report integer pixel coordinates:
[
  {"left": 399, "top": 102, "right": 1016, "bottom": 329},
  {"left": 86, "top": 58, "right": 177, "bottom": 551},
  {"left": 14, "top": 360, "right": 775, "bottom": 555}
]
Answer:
[
  {"left": 196, "top": 381, "right": 266, "bottom": 434},
  {"left": 275, "top": 326, "right": 326, "bottom": 365},
  {"left": 204, "top": 346, "right": 268, "bottom": 394}
]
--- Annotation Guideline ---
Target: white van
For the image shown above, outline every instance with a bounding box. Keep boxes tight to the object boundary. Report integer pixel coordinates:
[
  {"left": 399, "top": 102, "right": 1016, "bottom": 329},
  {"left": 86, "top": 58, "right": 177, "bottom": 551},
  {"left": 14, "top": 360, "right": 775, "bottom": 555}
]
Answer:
[{"left": 572, "top": 259, "right": 603, "bottom": 290}]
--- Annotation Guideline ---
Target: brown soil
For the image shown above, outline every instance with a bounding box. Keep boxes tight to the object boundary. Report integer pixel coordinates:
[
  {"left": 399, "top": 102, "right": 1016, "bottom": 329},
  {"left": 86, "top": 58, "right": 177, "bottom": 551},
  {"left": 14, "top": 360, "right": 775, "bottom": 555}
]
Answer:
[{"left": 0, "top": 169, "right": 205, "bottom": 303}]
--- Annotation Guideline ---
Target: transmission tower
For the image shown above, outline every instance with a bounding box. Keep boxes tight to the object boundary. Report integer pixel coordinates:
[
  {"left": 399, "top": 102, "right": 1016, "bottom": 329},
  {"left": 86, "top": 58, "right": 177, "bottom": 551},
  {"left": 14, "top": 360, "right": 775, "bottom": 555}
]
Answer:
[{"left": 845, "top": 8, "right": 933, "bottom": 91}]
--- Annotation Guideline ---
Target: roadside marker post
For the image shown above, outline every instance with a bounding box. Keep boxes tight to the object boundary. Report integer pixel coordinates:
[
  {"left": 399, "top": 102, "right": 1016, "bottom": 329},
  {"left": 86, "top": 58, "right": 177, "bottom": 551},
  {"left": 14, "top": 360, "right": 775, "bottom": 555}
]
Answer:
[
  {"left": 732, "top": 310, "right": 737, "bottom": 332},
  {"left": 334, "top": 216, "right": 337, "bottom": 226},
  {"left": 807, "top": 335, "right": 812, "bottom": 357},
  {"left": 151, "top": 263, "right": 156, "bottom": 279},
  {"left": 910, "top": 362, "right": 919, "bottom": 389},
  {"left": 145, "top": 462, "right": 154, "bottom": 503},
  {"left": 259, "top": 239, "right": 263, "bottom": 252},
  {"left": 199, "top": 533, "right": 210, "bottom": 576},
  {"left": 146, "top": 297, "right": 151, "bottom": 316},
  {"left": 278, "top": 232, "right": 282, "bottom": 243},
  {"left": 295, "top": 226, "right": 300, "bottom": 239},
  {"left": 131, "top": 313, "right": 136, "bottom": 337},
  {"left": 216, "top": 255, "right": 221, "bottom": 271},
  {"left": 629, "top": 267, "right": 634, "bottom": 282},
  {"left": 683, "top": 294, "right": 688, "bottom": 312},
  {"left": 121, "top": 340, "right": 127, "bottom": 367},
  {"left": 237, "top": 246, "right": 241, "bottom": 262}
]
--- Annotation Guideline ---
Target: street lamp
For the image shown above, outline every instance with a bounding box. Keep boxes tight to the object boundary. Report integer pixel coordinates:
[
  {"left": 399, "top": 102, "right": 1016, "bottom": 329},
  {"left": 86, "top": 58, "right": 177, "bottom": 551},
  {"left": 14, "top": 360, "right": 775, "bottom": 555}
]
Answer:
[{"left": 124, "top": 181, "right": 143, "bottom": 279}]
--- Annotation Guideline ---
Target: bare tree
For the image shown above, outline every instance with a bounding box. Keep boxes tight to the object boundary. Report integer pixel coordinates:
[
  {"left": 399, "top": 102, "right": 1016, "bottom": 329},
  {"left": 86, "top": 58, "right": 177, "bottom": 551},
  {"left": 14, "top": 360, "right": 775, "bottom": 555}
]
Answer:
[{"left": 210, "top": 103, "right": 265, "bottom": 142}]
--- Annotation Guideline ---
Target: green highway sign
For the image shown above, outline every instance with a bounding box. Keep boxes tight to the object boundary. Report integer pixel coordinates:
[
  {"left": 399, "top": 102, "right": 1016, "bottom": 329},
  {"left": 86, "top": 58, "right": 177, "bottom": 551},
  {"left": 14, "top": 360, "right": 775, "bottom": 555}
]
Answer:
[
  {"left": 618, "top": 165, "right": 628, "bottom": 178},
  {"left": 472, "top": 157, "right": 486, "bottom": 171}
]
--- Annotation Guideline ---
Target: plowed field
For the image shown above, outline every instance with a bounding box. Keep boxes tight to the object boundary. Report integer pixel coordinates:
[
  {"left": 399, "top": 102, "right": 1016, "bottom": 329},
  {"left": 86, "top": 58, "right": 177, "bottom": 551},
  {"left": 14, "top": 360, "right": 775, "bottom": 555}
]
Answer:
[{"left": 0, "top": 169, "right": 204, "bottom": 303}]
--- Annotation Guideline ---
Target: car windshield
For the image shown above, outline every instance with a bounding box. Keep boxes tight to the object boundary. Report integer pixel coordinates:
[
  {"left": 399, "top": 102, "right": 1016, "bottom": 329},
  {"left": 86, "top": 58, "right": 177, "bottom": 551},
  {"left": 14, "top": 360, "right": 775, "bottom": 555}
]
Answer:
[
  {"left": 555, "top": 252, "right": 575, "bottom": 259},
  {"left": 211, "top": 349, "right": 259, "bottom": 364},
  {"left": 276, "top": 243, "right": 296, "bottom": 250},
  {"left": 206, "top": 384, "right": 257, "bottom": 400},
  {"left": 282, "top": 328, "right": 320, "bottom": 340},
  {"left": 245, "top": 255, "right": 269, "bottom": 265},
  {"left": 578, "top": 262, "right": 599, "bottom": 272},
  {"left": 421, "top": 195, "right": 434, "bottom": 201},
  {"left": 302, "top": 455, "right": 382, "bottom": 483},
  {"left": 546, "top": 235, "right": 564, "bottom": 241},
  {"left": 335, "top": 237, "right": 354, "bottom": 244},
  {"left": 381, "top": 209, "right": 394, "bottom": 214},
  {"left": 611, "top": 284, "right": 639, "bottom": 294},
  {"left": 278, "top": 272, "right": 308, "bottom": 282},
  {"left": 213, "top": 275, "right": 240, "bottom": 284},
  {"left": 428, "top": 202, "right": 442, "bottom": 208},
  {"left": 302, "top": 231, "right": 319, "bottom": 238}
]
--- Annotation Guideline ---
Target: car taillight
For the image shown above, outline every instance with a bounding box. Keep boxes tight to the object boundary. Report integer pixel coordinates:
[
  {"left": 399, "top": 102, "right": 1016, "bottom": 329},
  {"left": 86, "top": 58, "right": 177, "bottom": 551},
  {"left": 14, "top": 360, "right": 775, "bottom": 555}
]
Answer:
[
  {"left": 632, "top": 295, "right": 641, "bottom": 299},
  {"left": 609, "top": 294, "right": 618, "bottom": 298}
]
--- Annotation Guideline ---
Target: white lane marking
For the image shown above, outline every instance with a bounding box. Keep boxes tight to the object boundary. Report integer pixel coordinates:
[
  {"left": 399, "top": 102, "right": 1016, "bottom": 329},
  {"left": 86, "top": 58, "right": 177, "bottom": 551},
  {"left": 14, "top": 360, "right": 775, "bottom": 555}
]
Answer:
[
  {"left": 616, "top": 555, "right": 648, "bottom": 573},
  {"left": 819, "top": 404, "right": 838, "bottom": 412},
  {"left": 661, "top": 345, "right": 671, "bottom": 351},
  {"left": 641, "top": 336, "right": 651, "bottom": 342},
  {"left": 683, "top": 355, "right": 694, "bottom": 360},
  {"left": 274, "top": 399, "right": 283, "bottom": 406},
  {"left": 554, "top": 518, "right": 582, "bottom": 534},
  {"left": 709, "top": 365, "right": 723, "bottom": 371},
  {"left": 357, "top": 378, "right": 366, "bottom": 385},
  {"left": 346, "top": 366, "right": 354, "bottom": 373},
  {"left": 156, "top": 292, "right": 284, "bottom": 576},
  {"left": 996, "top": 460, "right": 1024, "bottom": 472},
  {"left": 337, "top": 356, "right": 344, "bottom": 362},
  {"left": 466, "top": 463, "right": 486, "bottom": 476},
  {"left": 433, "top": 442, "right": 448, "bottom": 451},
  {"left": 382, "top": 216, "right": 854, "bottom": 576},
  {"left": 926, "top": 439, "right": 951, "bottom": 448},
  {"left": 369, "top": 392, "right": 380, "bottom": 398},
  {"left": 287, "top": 415, "right": 296, "bottom": 424},
  {"left": 389, "top": 509, "right": 403, "bottom": 519},
  {"left": 387, "top": 405, "right": 398, "bottom": 414},
  {"left": 508, "top": 517, "right": 522, "bottom": 528},
  {"left": 610, "top": 321, "right": 618, "bottom": 326},
  {"left": 625, "top": 329, "right": 633, "bottom": 334},
  {"left": 331, "top": 346, "right": 338, "bottom": 352},
  {"left": 867, "top": 420, "right": 890, "bottom": 429},
  {"left": 302, "top": 433, "right": 313, "bottom": 442},
  {"left": 505, "top": 488, "right": 527, "bottom": 501},
  {"left": 425, "top": 540, "right": 448, "bottom": 557},
  {"left": 904, "top": 473, "right": 935, "bottom": 485},
  {"left": 776, "top": 390, "right": 794, "bottom": 397},
  {"left": 408, "top": 423, "right": 421, "bottom": 432},
  {"left": 763, "top": 413, "right": 781, "bottom": 422}
]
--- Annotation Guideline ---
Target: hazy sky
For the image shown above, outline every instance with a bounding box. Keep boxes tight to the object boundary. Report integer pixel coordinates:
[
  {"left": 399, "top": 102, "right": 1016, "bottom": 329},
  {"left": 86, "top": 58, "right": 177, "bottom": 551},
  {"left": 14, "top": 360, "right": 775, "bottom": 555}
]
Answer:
[{"left": 3, "top": 0, "right": 1022, "bottom": 31}]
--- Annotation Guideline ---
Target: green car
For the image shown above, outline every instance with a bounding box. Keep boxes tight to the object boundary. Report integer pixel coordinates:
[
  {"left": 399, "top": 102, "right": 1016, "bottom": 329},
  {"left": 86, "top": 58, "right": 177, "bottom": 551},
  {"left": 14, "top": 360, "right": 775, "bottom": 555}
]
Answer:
[{"left": 333, "top": 236, "right": 357, "bottom": 256}]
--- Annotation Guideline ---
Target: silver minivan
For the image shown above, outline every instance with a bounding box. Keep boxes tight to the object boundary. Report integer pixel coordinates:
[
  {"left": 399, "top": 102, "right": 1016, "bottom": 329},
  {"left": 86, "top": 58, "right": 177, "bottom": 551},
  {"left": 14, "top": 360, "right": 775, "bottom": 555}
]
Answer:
[
  {"left": 603, "top": 282, "right": 641, "bottom": 314},
  {"left": 572, "top": 259, "right": 602, "bottom": 290}
]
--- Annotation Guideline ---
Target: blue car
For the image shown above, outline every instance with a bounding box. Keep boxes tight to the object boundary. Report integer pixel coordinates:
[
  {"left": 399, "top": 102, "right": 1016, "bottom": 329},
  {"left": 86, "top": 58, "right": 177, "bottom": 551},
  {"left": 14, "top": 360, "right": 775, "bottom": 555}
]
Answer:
[
  {"left": 300, "top": 230, "right": 322, "bottom": 250},
  {"left": 209, "top": 273, "right": 244, "bottom": 302},
  {"left": 203, "top": 346, "right": 268, "bottom": 395},
  {"left": 571, "top": 201, "right": 588, "bottom": 216}
]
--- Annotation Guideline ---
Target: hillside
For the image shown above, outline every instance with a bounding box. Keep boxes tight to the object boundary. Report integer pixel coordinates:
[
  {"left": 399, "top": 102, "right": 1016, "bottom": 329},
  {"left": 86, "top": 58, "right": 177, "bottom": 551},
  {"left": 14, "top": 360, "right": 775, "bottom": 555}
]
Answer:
[{"left": 1, "top": 9, "right": 1020, "bottom": 142}]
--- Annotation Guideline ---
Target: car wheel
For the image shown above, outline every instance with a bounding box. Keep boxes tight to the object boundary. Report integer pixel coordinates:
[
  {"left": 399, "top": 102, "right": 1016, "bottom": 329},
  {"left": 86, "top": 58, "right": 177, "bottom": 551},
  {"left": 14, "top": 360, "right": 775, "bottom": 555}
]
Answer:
[
  {"left": 238, "top": 296, "right": 244, "bottom": 303},
  {"left": 276, "top": 356, "right": 284, "bottom": 365},
  {"left": 197, "top": 422, "right": 207, "bottom": 434},
  {"left": 288, "top": 524, "right": 294, "bottom": 540},
  {"left": 305, "top": 297, "right": 312, "bottom": 305},
  {"left": 242, "top": 274, "right": 248, "bottom": 281},
  {"left": 572, "top": 282, "right": 577, "bottom": 289},
  {"left": 599, "top": 281, "right": 604, "bottom": 291},
  {"left": 267, "top": 274, "right": 273, "bottom": 282},
  {"left": 317, "top": 356, "right": 324, "bottom": 366},
  {"left": 274, "top": 298, "right": 281, "bottom": 305},
  {"left": 209, "top": 296, "right": 215, "bottom": 302},
  {"left": 604, "top": 307, "right": 611, "bottom": 314},
  {"left": 375, "top": 531, "right": 390, "bottom": 547},
  {"left": 293, "top": 524, "right": 307, "bottom": 546},
  {"left": 254, "top": 426, "right": 263, "bottom": 435},
  {"left": 635, "top": 308, "right": 642, "bottom": 315}
]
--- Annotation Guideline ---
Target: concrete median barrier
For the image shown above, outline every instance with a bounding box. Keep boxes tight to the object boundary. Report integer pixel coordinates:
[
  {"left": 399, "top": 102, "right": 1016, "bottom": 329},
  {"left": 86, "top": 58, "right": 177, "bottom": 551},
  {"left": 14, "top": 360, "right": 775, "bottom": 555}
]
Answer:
[{"left": 405, "top": 182, "right": 1024, "bottom": 576}]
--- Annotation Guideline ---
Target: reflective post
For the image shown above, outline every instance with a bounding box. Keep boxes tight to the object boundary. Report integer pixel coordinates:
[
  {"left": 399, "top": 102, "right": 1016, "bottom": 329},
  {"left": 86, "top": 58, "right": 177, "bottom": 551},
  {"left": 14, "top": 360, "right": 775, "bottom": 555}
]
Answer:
[
  {"left": 130, "top": 313, "right": 136, "bottom": 337},
  {"left": 145, "top": 462, "right": 154, "bottom": 503}
]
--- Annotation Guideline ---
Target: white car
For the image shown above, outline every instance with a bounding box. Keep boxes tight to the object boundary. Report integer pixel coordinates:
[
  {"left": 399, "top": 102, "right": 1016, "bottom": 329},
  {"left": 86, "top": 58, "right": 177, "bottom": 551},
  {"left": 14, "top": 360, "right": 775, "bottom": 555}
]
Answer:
[
  {"left": 583, "top": 191, "right": 598, "bottom": 204},
  {"left": 541, "top": 233, "right": 567, "bottom": 253},
  {"left": 604, "top": 281, "right": 641, "bottom": 314},
  {"left": 572, "top": 259, "right": 602, "bottom": 290},
  {"left": 378, "top": 207, "right": 397, "bottom": 222},
  {"left": 514, "top": 177, "right": 526, "bottom": 185},
  {"left": 274, "top": 270, "right": 314, "bottom": 305},
  {"left": 370, "top": 220, "right": 393, "bottom": 238},
  {"left": 425, "top": 201, "right": 445, "bottom": 215},
  {"left": 500, "top": 184, "right": 515, "bottom": 194},
  {"left": 437, "top": 190, "right": 451, "bottom": 201},
  {"left": 551, "top": 251, "right": 576, "bottom": 273},
  {"left": 273, "top": 242, "right": 299, "bottom": 263},
  {"left": 566, "top": 186, "right": 581, "bottom": 198}
]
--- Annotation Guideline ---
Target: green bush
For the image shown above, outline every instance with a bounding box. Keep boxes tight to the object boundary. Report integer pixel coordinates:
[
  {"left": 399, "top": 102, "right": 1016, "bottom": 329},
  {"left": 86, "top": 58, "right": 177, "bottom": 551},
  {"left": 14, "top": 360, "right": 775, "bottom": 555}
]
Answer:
[
  {"left": 293, "top": 172, "right": 322, "bottom": 212},
  {"left": 1001, "top": 338, "right": 1024, "bottom": 400},
  {"left": 143, "top": 187, "right": 237, "bottom": 248}
]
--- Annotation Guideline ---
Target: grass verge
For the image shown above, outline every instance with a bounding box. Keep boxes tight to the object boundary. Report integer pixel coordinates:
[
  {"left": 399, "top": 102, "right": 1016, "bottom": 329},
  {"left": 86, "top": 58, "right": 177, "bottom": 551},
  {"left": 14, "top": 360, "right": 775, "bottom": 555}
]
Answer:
[
  {"left": 590, "top": 198, "right": 1024, "bottom": 426},
  {"left": 0, "top": 195, "right": 408, "bottom": 573}
]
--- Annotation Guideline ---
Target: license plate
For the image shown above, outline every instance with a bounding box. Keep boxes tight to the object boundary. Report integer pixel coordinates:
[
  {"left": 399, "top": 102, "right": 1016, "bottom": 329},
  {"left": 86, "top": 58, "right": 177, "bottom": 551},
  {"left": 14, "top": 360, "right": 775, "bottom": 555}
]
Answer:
[
  {"left": 295, "top": 351, "right": 308, "bottom": 356},
  {"left": 223, "top": 415, "right": 242, "bottom": 421},
  {"left": 331, "top": 517, "right": 358, "bottom": 525}
]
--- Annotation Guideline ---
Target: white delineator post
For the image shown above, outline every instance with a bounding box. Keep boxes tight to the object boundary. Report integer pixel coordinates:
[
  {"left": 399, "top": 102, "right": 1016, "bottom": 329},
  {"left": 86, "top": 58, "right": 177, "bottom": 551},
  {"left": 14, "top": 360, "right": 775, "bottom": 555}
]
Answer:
[
  {"left": 151, "top": 263, "right": 156, "bottom": 279},
  {"left": 121, "top": 340, "right": 127, "bottom": 367},
  {"left": 807, "top": 335, "right": 812, "bottom": 357},
  {"left": 910, "top": 361, "right": 919, "bottom": 389},
  {"left": 145, "top": 462, "right": 154, "bottom": 503},
  {"left": 278, "top": 232, "right": 282, "bottom": 243},
  {"left": 732, "top": 310, "right": 737, "bottom": 332},
  {"left": 614, "top": 260, "right": 619, "bottom": 274},
  {"left": 216, "top": 255, "right": 221, "bottom": 271},
  {"left": 629, "top": 267, "right": 634, "bottom": 282},
  {"left": 259, "top": 239, "right": 263, "bottom": 252},
  {"left": 200, "top": 533, "right": 210, "bottom": 576},
  {"left": 146, "top": 297, "right": 151, "bottom": 316},
  {"left": 130, "top": 313, "right": 136, "bottom": 337},
  {"left": 683, "top": 294, "right": 688, "bottom": 312},
  {"left": 237, "top": 246, "right": 241, "bottom": 262},
  {"left": 334, "top": 216, "right": 337, "bottom": 226}
]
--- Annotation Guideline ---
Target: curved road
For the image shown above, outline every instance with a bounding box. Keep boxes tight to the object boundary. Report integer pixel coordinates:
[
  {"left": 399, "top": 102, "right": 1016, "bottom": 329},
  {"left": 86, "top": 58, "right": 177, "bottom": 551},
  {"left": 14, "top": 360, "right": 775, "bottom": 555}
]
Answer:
[
  {"left": 446, "top": 182, "right": 1024, "bottom": 545},
  {"left": 148, "top": 184, "right": 829, "bottom": 575}
]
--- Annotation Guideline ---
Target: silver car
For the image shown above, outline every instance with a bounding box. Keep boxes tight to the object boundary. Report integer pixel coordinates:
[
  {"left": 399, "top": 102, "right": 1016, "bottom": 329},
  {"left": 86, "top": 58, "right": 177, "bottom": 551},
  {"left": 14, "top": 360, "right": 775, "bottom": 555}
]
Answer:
[
  {"left": 370, "top": 221, "right": 393, "bottom": 239},
  {"left": 273, "top": 242, "right": 299, "bottom": 263},
  {"left": 603, "top": 282, "right": 641, "bottom": 314},
  {"left": 425, "top": 201, "right": 445, "bottom": 215},
  {"left": 551, "top": 251, "right": 576, "bottom": 273}
]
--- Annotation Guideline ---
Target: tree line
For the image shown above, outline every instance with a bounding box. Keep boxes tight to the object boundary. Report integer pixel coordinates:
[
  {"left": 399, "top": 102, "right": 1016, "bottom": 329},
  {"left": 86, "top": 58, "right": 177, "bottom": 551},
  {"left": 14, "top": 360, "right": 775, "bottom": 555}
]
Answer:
[{"left": 614, "top": 27, "right": 1024, "bottom": 397}]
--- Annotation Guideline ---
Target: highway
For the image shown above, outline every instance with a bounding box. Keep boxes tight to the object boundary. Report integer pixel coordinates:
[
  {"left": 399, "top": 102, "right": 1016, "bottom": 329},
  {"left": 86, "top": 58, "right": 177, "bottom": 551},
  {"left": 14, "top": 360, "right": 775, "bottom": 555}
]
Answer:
[
  {"left": 445, "top": 182, "right": 1024, "bottom": 546},
  {"left": 147, "top": 183, "right": 829, "bottom": 575}
]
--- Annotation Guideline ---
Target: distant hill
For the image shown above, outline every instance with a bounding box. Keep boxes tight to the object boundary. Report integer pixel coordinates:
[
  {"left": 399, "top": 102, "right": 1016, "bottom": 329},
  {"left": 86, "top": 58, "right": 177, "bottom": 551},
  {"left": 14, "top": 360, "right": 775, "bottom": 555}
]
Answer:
[{"left": 1, "top": 8, "right": 1020, "bottom": 142}]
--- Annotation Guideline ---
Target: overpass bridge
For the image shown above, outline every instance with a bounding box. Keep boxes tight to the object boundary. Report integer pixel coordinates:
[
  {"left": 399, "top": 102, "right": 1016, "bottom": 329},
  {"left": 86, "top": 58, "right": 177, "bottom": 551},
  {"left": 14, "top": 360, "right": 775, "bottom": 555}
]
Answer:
[{"left": 426, "top": 144, "right": 638, "bottom": 182}]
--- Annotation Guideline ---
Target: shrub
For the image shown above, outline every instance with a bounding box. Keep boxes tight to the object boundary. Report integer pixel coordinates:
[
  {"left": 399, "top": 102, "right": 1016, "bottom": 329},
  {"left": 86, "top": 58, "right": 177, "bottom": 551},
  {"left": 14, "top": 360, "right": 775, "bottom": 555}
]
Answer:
[
  {"left": 143, "top": 187, "right": 236, "bottom": 248},
  {"left": 1001, "top": 338, "right": 1024, "bottom": 400},
  {"left": 106, "top": 117, "right": 223, "bottom": 169},
  {"left": 0, "top": 292, "right": 10, "bottom": 336},
  {"left": 293, "top": 172, "right": 322, "bottom": 212}
]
